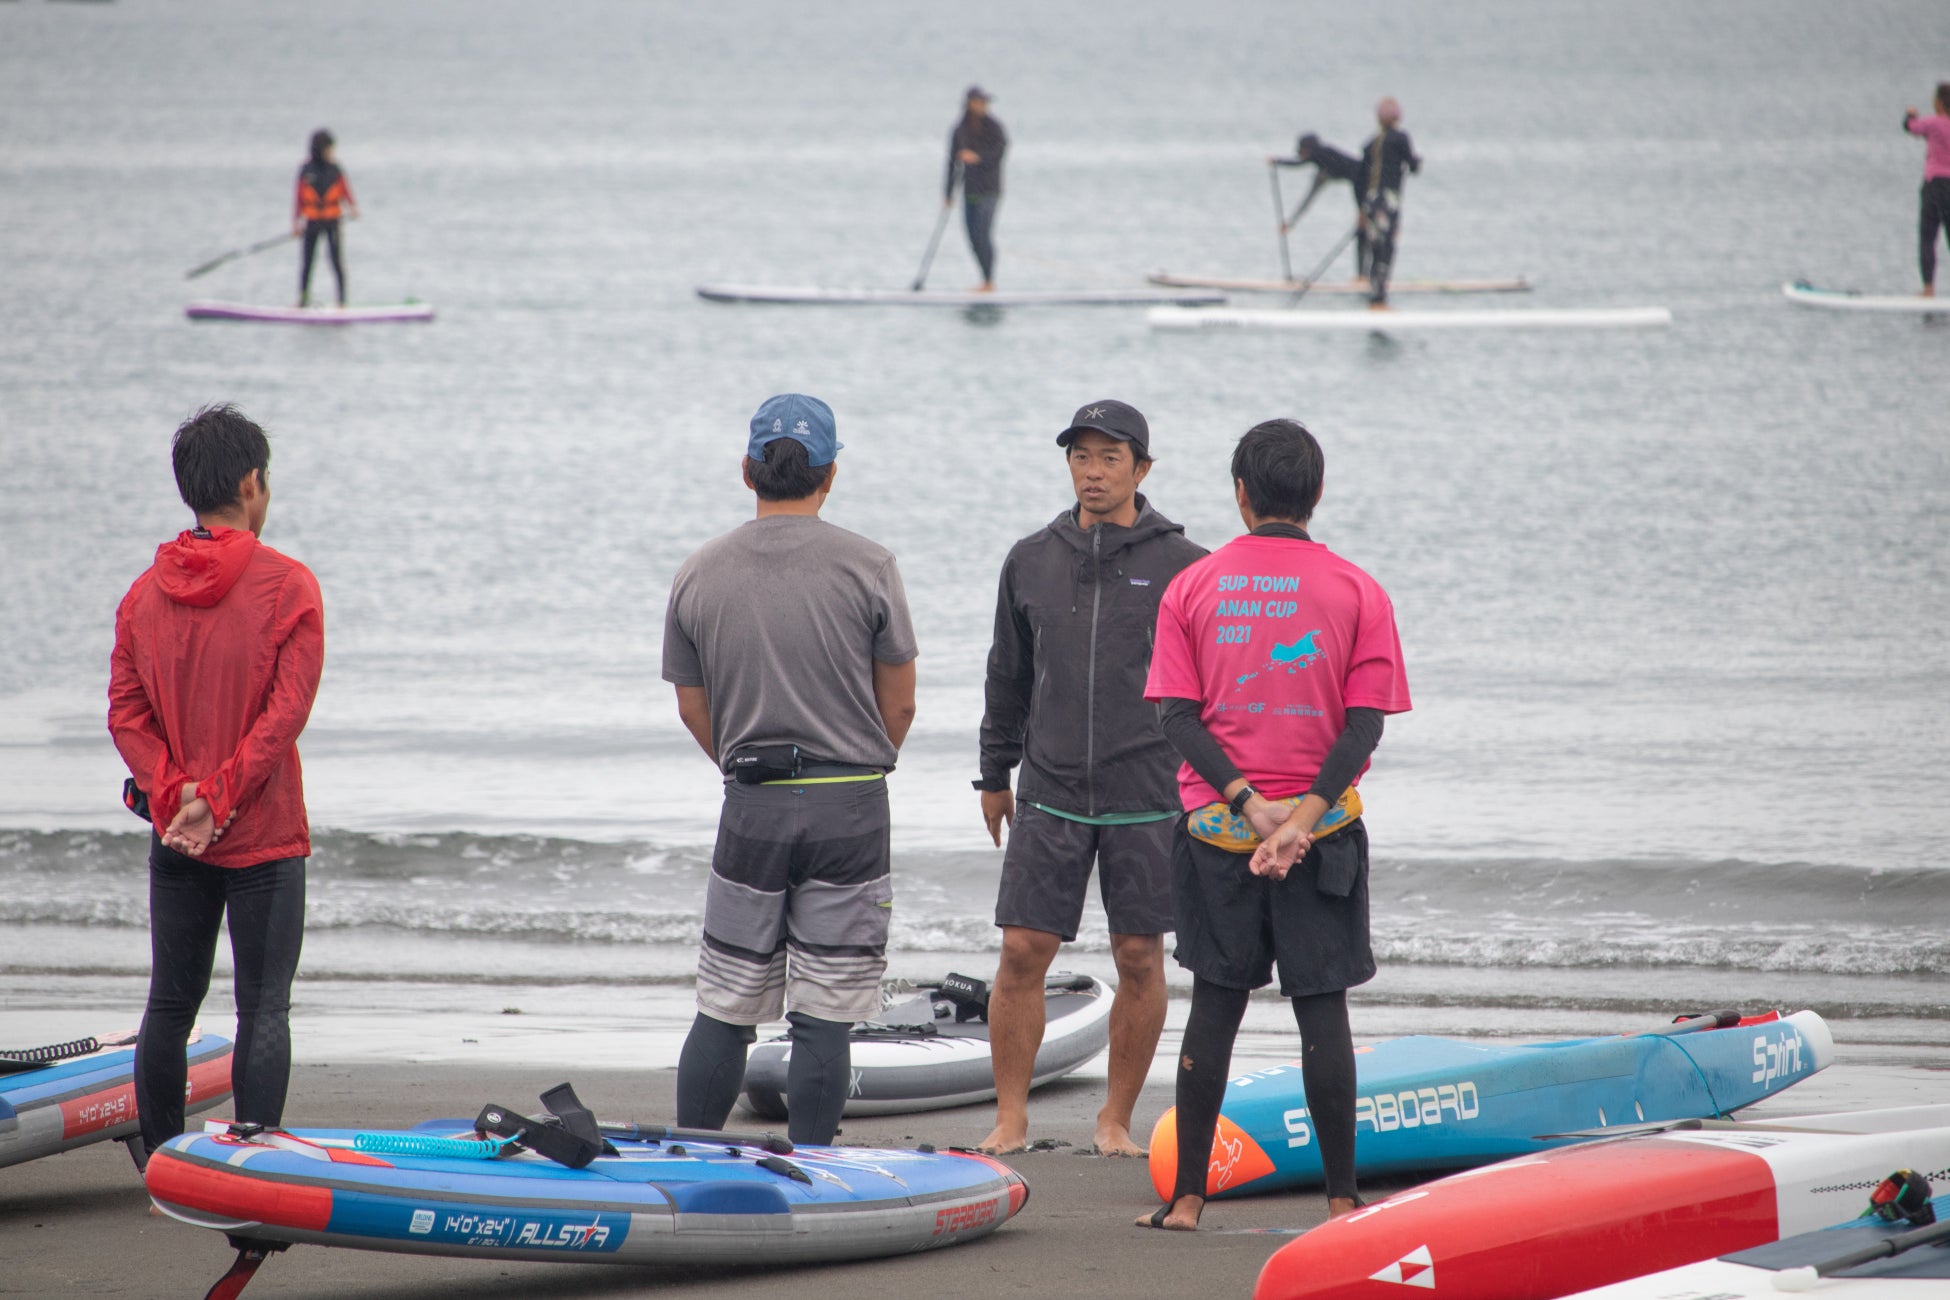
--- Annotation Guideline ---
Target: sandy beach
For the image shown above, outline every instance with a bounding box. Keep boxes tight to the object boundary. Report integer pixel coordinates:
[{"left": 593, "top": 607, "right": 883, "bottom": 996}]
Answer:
[{"left": 2, "top": 1039, "right": 1942, "bottom": 1299}]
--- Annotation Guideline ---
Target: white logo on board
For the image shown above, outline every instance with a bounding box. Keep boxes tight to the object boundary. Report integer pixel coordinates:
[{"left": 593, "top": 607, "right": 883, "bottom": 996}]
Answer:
[{"left": 1369, "top": 1245, "right": 1435, "bottom": 1289}]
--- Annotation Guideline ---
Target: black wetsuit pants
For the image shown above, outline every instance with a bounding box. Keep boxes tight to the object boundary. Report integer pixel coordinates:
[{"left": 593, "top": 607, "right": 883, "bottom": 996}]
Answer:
[
  {"left": 1921, "top": 178, "right": 1950, "bottom": 288},
  {"left": 676, "top": 1009, "right": 855, "bottom": 1146},
  {"left": 1362, "top": 192, "right": 1402, "bottom": 305},
  {"left": 135, "top": 839, "right": 306, "bottom": 1156},
  {"left": 964, "top": 194, "right": 1000, "bottom": 284},
  {"left": 300, "top": 218, "right": 344, "bottom": 305},
  {"left": 1170, "top": 978, "right": 1359, "bottom": 1204}
]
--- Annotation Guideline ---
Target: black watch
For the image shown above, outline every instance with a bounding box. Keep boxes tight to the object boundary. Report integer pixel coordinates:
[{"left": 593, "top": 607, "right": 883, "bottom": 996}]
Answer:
[{"left": 1227, "top": 784, "right": 1258, "bottom": 817}]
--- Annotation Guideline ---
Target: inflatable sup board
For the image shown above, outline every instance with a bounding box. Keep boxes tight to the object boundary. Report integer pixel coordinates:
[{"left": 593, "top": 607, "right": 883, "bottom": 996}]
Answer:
[
  {"left": 1, "top": 1028, "right": 232, "bottom": 1168},
  {"left": 1566, "top": 1188, "right": 1950, "bottom": 1297},
  {"left": 742, "top": 973, "right": 1111, "bottom": 1120},
  {"left": 1783, "top": 282, "right": 1950, "bottom": 315},
  {"left": 147, "top": 1085, "right": 1027, "bottom": 1297},
  {"left": 1252, "top": 1103, "right": 1950, "bottom": 1300},
  {"left": 696, "top": 283, "right": 1224, "bottom": 307},
  {"left": 1148, "top": 272, "right": 1532, "bottom": 295},
  {"left": 185, "top": 301, "right": 435, "bottom": 324},
  {"left": 1151, "top": 1010, "right": 1832, "bottom": 1200},
  {"left": 1149, "top": 304, "right": 1670, "bottom": 331}
]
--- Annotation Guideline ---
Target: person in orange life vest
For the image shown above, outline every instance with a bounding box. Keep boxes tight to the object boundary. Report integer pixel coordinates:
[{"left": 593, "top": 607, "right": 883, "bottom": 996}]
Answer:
[{"left": 292, "top": 129, "right": 359, "bottom": 307}]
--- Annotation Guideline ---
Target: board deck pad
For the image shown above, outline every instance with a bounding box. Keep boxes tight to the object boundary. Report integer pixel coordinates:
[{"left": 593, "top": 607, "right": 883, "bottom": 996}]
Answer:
[{"left": 696, "top": 283, "right": 1224, "bottom": 307}]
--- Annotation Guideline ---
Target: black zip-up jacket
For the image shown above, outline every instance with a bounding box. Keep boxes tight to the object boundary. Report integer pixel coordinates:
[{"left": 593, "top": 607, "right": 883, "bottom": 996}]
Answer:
[
  {"left": 976, "top": 496, "right": 1206, "bottom": 814},
  {"left": 946, "top": 114, "right": 1008, "bottom": 199}
]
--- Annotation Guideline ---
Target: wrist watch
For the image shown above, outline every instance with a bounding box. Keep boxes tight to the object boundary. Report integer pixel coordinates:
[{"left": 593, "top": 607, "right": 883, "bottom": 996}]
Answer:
[{"left": 1228, "top": 783, "right": 1258, "bottom": 817}]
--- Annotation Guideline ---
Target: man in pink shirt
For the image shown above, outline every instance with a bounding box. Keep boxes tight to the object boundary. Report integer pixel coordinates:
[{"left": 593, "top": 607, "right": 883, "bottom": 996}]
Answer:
[
  {"left": 1136, "top": 418, "right": 1410, "bottom": 1232},
  {"left": 1904, "top": 83, "right": 1950, "bottom": 297}
]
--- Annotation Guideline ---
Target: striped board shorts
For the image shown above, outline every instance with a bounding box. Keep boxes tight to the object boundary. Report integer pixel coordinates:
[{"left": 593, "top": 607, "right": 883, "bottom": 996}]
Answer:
[{"left": 696, "top": 777, "right": 893, "bottom": 1025}]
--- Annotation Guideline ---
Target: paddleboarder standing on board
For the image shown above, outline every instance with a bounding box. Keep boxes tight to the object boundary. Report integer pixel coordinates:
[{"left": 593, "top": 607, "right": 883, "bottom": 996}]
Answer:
[
  {"left": 1135, "top": 419, "right": 1410, "bottom": 1231},
  {"left": 109, "top": 404, "right": 325, "bottom": 1166},
  {"left": 1359, "top": 97, "right": 1420, "bottom": 308},
  {"left": 945, "top": 86, "right": 1007, "bottom": 292},
  {"left": 1904, "top": 83, "right": 1950, "bottom": 297},
  {"left": 662, "top": 395, "right": 918, "bottom": 1147},
  {"left": 1270, "top": 133, "right": 1371, "bottom": 281},
  {"left": 293, "top": 128, "right": 358, "bottom": 307},
  {"left": 973, "top": 400, "right": 1206, "bottom": 1157}
]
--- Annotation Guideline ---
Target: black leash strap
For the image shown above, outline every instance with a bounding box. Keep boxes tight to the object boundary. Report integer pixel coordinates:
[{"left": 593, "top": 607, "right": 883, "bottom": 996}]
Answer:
[
  {"left": 0, "top": 1036, "right": 102, "bottom": 1076},
  {"left": 474, "top": 1083, "right": 607, "bottom": 1170}
]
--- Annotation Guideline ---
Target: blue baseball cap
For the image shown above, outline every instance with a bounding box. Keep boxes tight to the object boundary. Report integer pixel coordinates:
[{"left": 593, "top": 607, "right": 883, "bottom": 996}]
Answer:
[{"left": 748, "top": 393, "right": 842, "bottom": 467}]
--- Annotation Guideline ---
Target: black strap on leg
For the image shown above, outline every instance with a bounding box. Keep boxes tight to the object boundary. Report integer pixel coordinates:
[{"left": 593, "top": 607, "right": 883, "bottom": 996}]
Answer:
[{"left": 203, "top": 1240, "right": 286, "bottom": 1300}]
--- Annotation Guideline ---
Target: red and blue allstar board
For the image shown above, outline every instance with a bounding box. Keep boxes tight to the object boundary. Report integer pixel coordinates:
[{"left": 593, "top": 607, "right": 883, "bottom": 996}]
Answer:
[
  {"left": 1253, "top": 1103, "right": 1950, "bottom": 1300},
  {"left": 0, "top": 1030, "right": 232, "bottom": 1168},
  {"left": 147, "top": 1118, "right": 1027, "bottom": 1268},
  {"left": 1150, "top": 1010, "right": 1832, "bottom": 1200}
]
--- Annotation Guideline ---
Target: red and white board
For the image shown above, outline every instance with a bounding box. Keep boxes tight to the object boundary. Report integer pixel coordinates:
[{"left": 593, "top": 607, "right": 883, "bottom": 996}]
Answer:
[{"left": 1253, "top": 1105, "right": 1950, "bottom": 1300}]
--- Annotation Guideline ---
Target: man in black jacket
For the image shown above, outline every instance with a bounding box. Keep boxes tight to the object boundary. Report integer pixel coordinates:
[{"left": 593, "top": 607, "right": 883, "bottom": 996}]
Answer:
[
  {"left": 973, "top": 400, "right": 1207, "bottom": 1155},
  {"left": 945, "top": 86, "right": 1007, "bottom": 291},
  {"left": 1359, "top": 97, "right": 1421, "bottom": 307}
]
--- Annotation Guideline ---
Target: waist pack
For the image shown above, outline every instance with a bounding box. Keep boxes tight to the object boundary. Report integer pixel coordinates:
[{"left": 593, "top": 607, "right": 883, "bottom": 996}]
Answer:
[{"left": 1186, "top": 786, "right": 1362, "bottom": 854}]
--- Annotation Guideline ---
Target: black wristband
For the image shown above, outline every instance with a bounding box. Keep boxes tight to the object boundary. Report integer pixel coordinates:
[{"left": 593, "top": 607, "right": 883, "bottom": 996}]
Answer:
[{"left": 1228, "top": 784, "right": 1257, "bottom": 817}]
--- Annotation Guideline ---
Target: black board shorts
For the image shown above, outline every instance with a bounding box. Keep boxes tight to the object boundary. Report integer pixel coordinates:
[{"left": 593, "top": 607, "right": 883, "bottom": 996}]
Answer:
[
  {"left": 1169, "top": 817, "right": 1375, "bottom": 997},
  {"left": 994, "top": 803, "right": 1175, "bottom": 941}
]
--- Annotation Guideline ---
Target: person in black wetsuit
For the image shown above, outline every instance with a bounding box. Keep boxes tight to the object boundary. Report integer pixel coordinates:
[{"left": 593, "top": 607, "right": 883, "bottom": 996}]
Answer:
[
  {"left": 1359, "top": 98, "right": 1421, "bottom": 308},
  {"left": 945, "top": 86, "right": 1007, "bottom": 292},
  {"left": 292, "top": 129, "right": 359, "bottom": 308},
  {"left": 1270, "top": 133, "right": 1370, "bottom": 280}
]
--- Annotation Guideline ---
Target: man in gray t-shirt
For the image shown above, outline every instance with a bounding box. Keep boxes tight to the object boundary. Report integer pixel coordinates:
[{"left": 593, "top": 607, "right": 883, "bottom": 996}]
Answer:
[{"left": 660, "top": 393, "right": 917, "bottom": 1147}]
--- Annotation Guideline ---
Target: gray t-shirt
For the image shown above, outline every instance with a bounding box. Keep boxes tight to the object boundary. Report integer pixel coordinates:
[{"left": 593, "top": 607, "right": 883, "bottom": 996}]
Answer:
[{"left": 661, "top": 514, "right": 919, "bottom": 772}]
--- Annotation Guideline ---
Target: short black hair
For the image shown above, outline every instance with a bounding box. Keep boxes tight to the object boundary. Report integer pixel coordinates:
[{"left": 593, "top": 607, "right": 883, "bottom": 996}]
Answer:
[
  {"left": 1230, "top": 419, "right": 1323, "bottom": 522},
  {"left": 172, "top": 404, "right": 270, "bottom": 514},
  {"left": 309, "top": 128, "right": 334, "bottom": 164},
  {"left": 747, "top": 437, "right": 831, "bottom": 501}
]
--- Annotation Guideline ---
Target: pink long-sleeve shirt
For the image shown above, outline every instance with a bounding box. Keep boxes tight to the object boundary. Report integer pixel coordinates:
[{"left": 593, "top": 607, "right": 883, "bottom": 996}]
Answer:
[{"left": 1907, "top": 113, "right": 1950, "bottom": 181}]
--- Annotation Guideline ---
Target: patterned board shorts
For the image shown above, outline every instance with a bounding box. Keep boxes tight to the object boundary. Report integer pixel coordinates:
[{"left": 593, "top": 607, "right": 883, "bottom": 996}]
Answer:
[{"left": 696, "top": 777, "right": 892, "bottom": 1025}]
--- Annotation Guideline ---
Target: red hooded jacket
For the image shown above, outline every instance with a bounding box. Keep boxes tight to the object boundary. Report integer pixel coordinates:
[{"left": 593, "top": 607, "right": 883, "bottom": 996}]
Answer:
[{"left": 108, "top": 526, "right": 324, "bottom": 867}]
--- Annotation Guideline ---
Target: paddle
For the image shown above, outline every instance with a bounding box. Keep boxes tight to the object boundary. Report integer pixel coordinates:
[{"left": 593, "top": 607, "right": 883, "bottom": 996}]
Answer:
[
  {"left": 1285, "top": 221, "right": 1363, "bottom": 305},
  {"left": 1773, "top": 1216, "right": 1950, "bottom": 1291},
  {"left": 912, "top": 164, "right": 959, "bottom": 291},
  {"left": 600, "top": 1121, "right": 795, "bottom": 1155},
  {"left": 1642, "top": 1009, "right": 1741, "bottom": 1037},
  {"left": 1266, "top": 163, "right": 1295, "bottom": 283},
  {"left": 184, "top": 231, "right": 296, "bottom": 281}
]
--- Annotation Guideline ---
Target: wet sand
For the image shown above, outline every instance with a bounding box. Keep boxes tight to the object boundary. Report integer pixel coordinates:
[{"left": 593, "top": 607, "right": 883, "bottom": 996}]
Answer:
[{"left": 2, "top": 1048, "right": 1938, "bottom": 1298}]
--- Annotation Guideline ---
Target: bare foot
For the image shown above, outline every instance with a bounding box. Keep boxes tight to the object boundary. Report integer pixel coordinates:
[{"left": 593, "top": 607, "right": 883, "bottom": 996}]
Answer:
[
  {"left": 1092, "top": 1120, "right": 1147, "bottom": 1157},
  {"left": 1135, "top": 1193, "right": 1203, "bottom": 1230},
  {"left": 1923, "top": 285, "right": 1937, "bottom": 298},
  {"left": 976, "top": 282, "right": 996, "bottom": 293},
  {"left": 1367, "top": 301, "right": 1391, "bottom": 312},
  {"left": 1328, "top": 1196, "right": 1362, "bottom": 1218},
  {"left": 975, "top": 1121, "right": 1028, "bottom": 1155}
]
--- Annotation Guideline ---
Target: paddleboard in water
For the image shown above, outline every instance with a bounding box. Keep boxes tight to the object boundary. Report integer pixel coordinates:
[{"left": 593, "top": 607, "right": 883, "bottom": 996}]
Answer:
[
  {"left": 1565, "top": 1191, "right": 1950, "bottom": 1297},
  {"left": 0, "top": 1028, "right": 233, "bottom": 1169},
  {"left": 1252, "top": 1102, "right": 1950, "bottom": 1300},
  {"left": 1149, "top": 304, "right": 1670, "bottom": 331},
  {"left": 185, "top": 300, "right": 435, "bottom": 323},
  {"left": 1783, "top": 282, "right": 1950, "bottom": 314},
  {"left": 147, "top": 1087, "right": 1026, "bottom": 1296},
  {"left": 1149, "top": 272, "right": 1533, "bottom": 295},
  {"left": 1150, "top": 1010, "right": 1831, "bottom": 1201},
  {"left": 741, "top": 973, "right": 1112, "bottom": 1120},
  {"left": 696, "top": 283, "right": 1225, "bottom": 306}
]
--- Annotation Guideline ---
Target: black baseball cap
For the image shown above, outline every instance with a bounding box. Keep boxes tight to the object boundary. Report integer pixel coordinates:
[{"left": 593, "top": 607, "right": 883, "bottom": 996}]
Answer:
[
  {"left": 965, "top": 84, "right": 993, "bottom": 102},
  {"left": 1056, "top": 399, "right": 1150, "bottom": 458}
]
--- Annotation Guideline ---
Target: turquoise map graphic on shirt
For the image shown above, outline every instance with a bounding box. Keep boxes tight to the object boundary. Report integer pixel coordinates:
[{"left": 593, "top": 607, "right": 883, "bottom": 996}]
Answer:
[{"left": 1212, "top": 573, "right": 1323, "bottom": 693}]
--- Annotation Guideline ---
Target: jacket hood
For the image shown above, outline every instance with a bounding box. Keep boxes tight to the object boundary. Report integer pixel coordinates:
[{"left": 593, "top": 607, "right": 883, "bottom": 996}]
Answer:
[
  {"left": 153, "top": 526, "right": 259, "bottom": 608},
  {"left": 1048, "top": 493, "right": 1186, "bottom": 555}
]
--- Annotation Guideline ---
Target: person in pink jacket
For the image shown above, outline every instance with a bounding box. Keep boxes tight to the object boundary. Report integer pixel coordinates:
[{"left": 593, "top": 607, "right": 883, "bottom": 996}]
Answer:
[{"left": 1904, "top": 83, "right": 1950, "bottom": 297}]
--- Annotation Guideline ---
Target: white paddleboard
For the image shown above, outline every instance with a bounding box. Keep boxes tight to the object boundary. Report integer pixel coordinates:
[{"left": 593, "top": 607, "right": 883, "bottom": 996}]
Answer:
[
  {"left": 1149, "top": 304, "right": 1670, "bottom": 331},
  {"left": 1149, "top": 272, "right": 1532, "bottom": 295},
  {"left": 1783, "top": 282, "right": 1950, "bottom": 315},
  {"left": 696, "top": 283, "right": 1225, "bottom": 307},
  {"left": 185, "top": 301, "right": 435, "bottom": 324}
]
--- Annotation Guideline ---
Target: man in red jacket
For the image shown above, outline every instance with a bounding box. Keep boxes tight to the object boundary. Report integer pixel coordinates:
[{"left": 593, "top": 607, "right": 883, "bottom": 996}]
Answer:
[{"left": 108, "top": 404, "right": 324, "bottom": 1161}]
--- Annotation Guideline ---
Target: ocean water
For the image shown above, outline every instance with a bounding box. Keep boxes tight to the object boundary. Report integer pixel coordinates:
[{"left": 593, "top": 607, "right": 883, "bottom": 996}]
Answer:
[{"left": 1, "top": 0, "right": 1946, "bottom": 1058}]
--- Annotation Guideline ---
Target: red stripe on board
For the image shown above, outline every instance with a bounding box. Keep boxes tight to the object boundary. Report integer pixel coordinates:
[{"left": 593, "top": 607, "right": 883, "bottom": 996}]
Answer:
[
  {"left": 59, "top": 1083, "right": 135, "bottom": 1139},
  {"left": 186, "top": 1050, "right": 234, "bottom": 1106},
  {"left": 145, "top": 1148, "right": 333, "bottom": 1232}
]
